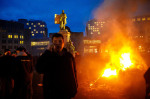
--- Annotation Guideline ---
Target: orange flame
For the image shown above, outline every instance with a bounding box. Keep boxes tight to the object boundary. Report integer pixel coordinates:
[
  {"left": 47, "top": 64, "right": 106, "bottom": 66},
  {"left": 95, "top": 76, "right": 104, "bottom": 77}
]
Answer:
[
  {"left": 102, "top": 68, "right": 117, "bottom": 77},
  {"left": 102, "top": 46, "right": 134, "bottom": 78}
]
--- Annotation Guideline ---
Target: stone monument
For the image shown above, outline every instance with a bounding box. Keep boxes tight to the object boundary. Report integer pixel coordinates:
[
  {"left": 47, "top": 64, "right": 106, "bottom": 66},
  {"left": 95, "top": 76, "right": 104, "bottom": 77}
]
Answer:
[{"left": 54, "top": 10, "right": 76, "bottom": 57}]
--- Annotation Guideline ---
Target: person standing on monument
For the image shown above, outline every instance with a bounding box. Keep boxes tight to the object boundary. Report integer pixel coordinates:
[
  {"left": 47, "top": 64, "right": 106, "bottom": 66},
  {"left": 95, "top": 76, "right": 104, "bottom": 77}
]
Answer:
[
  {"left": 60, "top": 10, "right": 67, "bottom": 30},
  {"left": 36, "top": 33, "right": 78, "bottom": 99}
]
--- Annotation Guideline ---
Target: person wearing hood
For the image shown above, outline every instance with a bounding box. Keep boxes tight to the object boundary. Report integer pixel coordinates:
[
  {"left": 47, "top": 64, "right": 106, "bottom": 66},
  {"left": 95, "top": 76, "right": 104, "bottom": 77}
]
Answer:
[
  {"left": 36, "top": 33, "right": 78, "bottom": 99},
  {"left": 13, "top": 46, "right": 33, "bottom": 99}
]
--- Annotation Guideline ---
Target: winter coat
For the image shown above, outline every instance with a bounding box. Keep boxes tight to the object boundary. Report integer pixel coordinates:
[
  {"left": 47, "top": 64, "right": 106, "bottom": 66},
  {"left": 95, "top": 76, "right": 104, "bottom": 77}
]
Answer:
[
  {"left": 36, "top": 48, "right": 78, "bottom": 98},
  {"left": 13, "top": 52, "right": 33, "bottom": 99}
]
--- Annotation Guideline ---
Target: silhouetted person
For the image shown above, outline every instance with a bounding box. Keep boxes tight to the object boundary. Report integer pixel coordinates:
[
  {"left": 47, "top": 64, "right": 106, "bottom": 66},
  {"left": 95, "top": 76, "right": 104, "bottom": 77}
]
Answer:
[
  {"left": 13, "top": 46, "right": 33, "bottom": 99},
  {"left": 144, "top": 67, "right": 150, "bottom": 99},
  {"left": 0, "top": 49, "right": 17, "bottom": 99},
  {"left": 36, "top": 33, "right": 78, "bottom": 99}
]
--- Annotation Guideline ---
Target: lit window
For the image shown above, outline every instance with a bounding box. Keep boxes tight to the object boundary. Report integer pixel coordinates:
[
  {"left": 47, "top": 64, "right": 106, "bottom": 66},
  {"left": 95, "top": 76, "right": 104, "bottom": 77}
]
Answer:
[
  {"left": 43, "top": 25, "right": 45, "bottom": 27},
  {"left": 26, "top": 23, "right": 29, "bottom": 25},
  {"left": 132, "top": 18, "right": 136, "bottom": 22},
  {"left": 8, "top": 35, "right": 12, "bottom": 38},
  {"left": 40, "top": 31, "right": 43, "bottom": 33},
  {"left": 88, "top": 24, "right": 90, "bottom": 26},
  {"left": 20, "top": 35, "right": 24, "bottom": 39},
  {"left": 34, "top": 25, "right": 36, "bottom": 27},
  {"left": 40, "top": 25, "right": 42, "bottom": 27},
  {"left": 20, "top": 41, "right": 24, "bottom": 44},
  {"left": 34, "top": 29, "right": 36, "bottom": 31},
  {"left": 137, "top": 18, "right": 141, "bottom": 21},
  {"left": 29, "top": 27, "right": 31, "bottom": 29},
  {"left": 43, "top": 31, "right": 45, "bottom": 33},
  {"left": 147, "top": 17, "right": 150, "bottom": 20},
  {"left": 14, "top": 35, "right": 18, "bottom": 38},
  {"left": 31, "top": 23, "right": 33, "bottom": 25},
  {"left": 95, "top": 49, "right": 98, "bottom": 53},
  {"left": 36, "top": 31, "right": 38, "bottom": 33},
  {"left": 38, "top": 23, "right": 40, "bottom": 25},
  {"left": 98, "top": 32, "right": 100, "bottom": 34},
  {"left": 91, "top": 32, "right": 93, "bottom": 34},
  {"left": 31, "top": 31, "right": 33, "bottom": 33},
  {"left": 32, "top": 34, "right": 34, "bottom": 36},
  {"left": 142, "top": 18, "right": 146, "bottom": 21}
]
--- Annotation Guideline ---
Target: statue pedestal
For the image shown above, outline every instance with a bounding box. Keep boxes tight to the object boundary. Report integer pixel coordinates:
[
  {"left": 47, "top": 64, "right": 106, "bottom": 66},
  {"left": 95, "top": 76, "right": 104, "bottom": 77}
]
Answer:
[
  {"left": 59, "top": 29, "right": 71, "bottom": 47},
  {"left": 58, "top": 29, "right": 76, "bottom": 57}
]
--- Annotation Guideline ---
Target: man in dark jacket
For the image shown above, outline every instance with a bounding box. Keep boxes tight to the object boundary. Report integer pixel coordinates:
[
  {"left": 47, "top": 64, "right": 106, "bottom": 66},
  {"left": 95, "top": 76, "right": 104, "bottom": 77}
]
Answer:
[
  {"left": 36, "top": 33, "right": 78, "bottom": 99},
  {"left": 13, "top": 47, "right": 33, "bottom": 99}
]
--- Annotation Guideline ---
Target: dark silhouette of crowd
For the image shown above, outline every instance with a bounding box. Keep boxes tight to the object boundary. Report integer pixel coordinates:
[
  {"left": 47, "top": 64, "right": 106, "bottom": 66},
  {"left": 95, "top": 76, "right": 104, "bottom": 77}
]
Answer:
[{"left": 0, "top": 47, "right": 33, "bottom": 99}]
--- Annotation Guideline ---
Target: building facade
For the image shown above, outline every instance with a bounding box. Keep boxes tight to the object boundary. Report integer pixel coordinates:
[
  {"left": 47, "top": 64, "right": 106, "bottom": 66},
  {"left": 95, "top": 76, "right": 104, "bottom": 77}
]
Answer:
[
  {"left": 0, "top": 20, "right": 31, "bottom": 53},
  {"left": 130, "top": 15, "right": 150, "bottom": 53},
  {"left": 31, "top": 37, "right": 50, "bottom": 56},
  {"left": 84, "top": 19, "right": 105, "bottom": 54},
  {"left": 18, "top": 19, "right": 48, "bottom": 39}
]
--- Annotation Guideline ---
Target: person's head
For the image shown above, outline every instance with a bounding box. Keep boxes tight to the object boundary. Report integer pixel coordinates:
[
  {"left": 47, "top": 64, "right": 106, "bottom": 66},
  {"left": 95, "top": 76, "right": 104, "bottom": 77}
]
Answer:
[
  {"left": 52, "top": 33, "right": 64, "bottom": 52},
  {"left": 16, "top": 46, "right": 26, "bottom": 54},
  {"left": 62, "top": 10, "right": 64, "bottom": 14}
]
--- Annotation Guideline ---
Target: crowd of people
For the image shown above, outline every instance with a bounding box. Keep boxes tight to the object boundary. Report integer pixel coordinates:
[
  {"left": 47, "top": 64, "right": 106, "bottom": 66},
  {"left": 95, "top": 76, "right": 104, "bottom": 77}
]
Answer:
[
  {"left": 0, "top": 46, "right": 33, "bottom": 99},
  {"left": 0, "top": 33, "right": 78, "bottom": 99}
]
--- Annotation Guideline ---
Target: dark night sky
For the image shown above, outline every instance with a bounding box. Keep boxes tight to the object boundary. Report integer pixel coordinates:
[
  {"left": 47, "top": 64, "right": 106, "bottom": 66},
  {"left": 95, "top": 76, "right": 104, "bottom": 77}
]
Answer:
[{"left": 0, "top": 0, "right": 104, "bottom": 33}]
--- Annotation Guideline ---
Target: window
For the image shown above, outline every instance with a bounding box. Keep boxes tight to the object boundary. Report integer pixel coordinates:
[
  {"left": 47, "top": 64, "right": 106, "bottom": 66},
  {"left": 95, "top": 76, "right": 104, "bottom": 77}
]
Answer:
[
  {"left": 34, "top": 25, "right": 36, "bottom": 27},
  {"left": 2, "top": 34, "right": 7, "bottom": 38},
  {"left": 2, "top": 40, "right": 6, "bottom": 43},
  {"left": 20, "top": 41, "right": 24, "bottom": 44},
  {"left": 31, "top": 31, "right": 33, "bottom": 33},
  {"left": 43, "top": 25, "right": 45, "bottom": 27},
  {"left": 8, "top": 40, "right": 12, "bottom": 43},
  {"left": 40, "top": 31, "right": 43, "bottom": 33},
  {"left": 14, "top": 35, "right": 18, "bottom": 39},
  {"left": 34, "top": 29, "right": 36, "bottom": 31},
  {"left": 2, "top": 46, "right": 6, "bottom": 49},
  {"left": 36, "top": 31, "right": 38, "bottom": 33},
  {"left": 40, "top": 25, "right": 42, "bottom": 27},
  {"left": 20, "top": 35, "right": 24, "bottom": 39},
  {"left": 14, "top": 40, "right": 18, "bottom": 44},
  {"left": 29, "top": 27, "right": 31, "bottom": 29},
  {"left": 31, "top": 23, "right": 33, "bottom": 25},
  {"left": 38, "top": 23, "right": 40, "bottom": 25},
  {"left": 32, "top": 34, "right": 34, "bottom": 36},
  {"left": 43, "top": 31, "right": 45, "bottom": 33},
  {"left": 26, "top": 23, "right": 29, "bottom": 25},
  {"left": 137, "top": 18, "right": 141, "bottom": 21},
  {"left": 132, "top": 18, "right": 136, "bottom": 22},
  {"left": 142, "top": 18, "right": 146, "bottom": 21},
  {"left": 8, "top": 35, "right": 12, "bottom": 38},
  {"left": 147, "top": 17, "right": 150, "bottom": 20}
]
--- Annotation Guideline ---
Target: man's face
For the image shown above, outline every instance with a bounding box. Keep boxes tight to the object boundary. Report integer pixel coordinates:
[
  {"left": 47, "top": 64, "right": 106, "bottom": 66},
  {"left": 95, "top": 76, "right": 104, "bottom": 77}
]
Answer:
[{"left": 52, "top": 37, "right": 64, "bottom": 52}]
